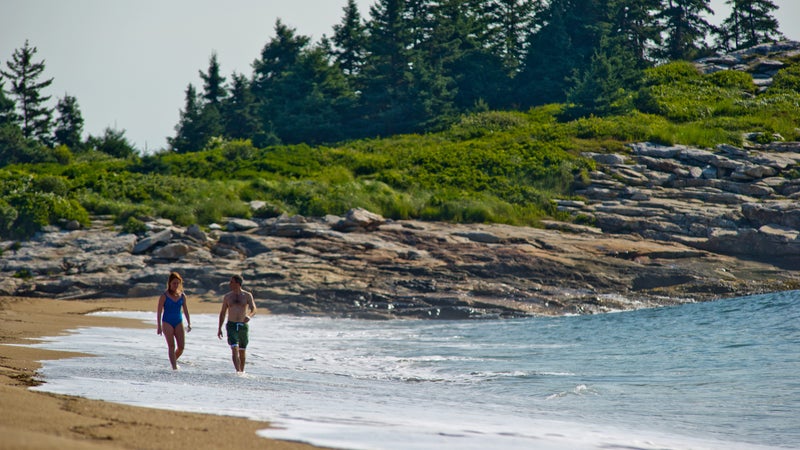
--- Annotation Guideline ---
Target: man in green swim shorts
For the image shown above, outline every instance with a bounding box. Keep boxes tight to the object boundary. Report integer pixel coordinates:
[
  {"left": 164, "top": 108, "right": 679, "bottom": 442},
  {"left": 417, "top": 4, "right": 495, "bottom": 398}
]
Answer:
[{"left": 217, "top": 275, "right": 257, "bottom": 373}]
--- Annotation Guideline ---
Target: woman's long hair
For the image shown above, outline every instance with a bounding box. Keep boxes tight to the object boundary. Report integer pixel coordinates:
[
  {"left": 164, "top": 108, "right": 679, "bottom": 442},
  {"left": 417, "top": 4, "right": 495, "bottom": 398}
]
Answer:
[{"left": 166, "top": 271, "right": 184, "bottom": 296}]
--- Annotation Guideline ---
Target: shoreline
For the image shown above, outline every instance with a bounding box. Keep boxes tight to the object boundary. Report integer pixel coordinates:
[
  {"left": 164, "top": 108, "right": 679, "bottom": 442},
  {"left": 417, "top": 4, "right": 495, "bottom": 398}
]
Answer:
[{"left": 0, "top": 296, "right": 326, "bottom": 450}]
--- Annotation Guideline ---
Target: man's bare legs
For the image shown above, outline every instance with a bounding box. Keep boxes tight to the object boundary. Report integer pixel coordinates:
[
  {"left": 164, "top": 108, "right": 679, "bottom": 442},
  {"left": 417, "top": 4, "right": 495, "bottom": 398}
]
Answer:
[
  {"left": 229, "top": 346, "right": 247, "bottom": 373},
  {"left": 230, "top": 346, "right": 242, "bottom": 372}
]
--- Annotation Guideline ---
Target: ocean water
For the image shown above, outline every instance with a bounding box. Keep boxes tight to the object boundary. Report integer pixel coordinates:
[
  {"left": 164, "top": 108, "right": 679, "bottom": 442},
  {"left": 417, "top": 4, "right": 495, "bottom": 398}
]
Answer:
[{"left": 23, "top": 291, "right": 800, "bottom": 450}]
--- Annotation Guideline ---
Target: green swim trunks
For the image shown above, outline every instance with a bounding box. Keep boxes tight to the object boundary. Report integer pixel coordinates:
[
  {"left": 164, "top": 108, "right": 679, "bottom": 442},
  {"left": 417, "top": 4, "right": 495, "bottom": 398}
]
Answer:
[{"left": 226, "top": 321, "right": 249, "bottom": 349}]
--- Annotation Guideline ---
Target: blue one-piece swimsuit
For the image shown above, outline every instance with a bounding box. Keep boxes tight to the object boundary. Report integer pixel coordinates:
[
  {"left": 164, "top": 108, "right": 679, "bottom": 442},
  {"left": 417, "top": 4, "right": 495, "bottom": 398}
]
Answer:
[{"left": 162, "top": 292, "right": 185, "bottom": 327}]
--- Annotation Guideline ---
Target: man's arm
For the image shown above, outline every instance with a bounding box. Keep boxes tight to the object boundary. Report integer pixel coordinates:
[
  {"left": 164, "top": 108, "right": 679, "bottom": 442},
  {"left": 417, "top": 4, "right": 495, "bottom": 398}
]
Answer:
[
  {"left": 246, "top": 293, "right": 257, "bottom": 321},
  {"left": 217, "top": 299, "right": 228, "bottom": 339}
]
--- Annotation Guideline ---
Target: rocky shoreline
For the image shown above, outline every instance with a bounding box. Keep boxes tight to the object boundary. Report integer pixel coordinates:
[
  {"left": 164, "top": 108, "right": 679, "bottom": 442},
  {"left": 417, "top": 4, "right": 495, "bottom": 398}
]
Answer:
[
  {"left": 2, "top": 189, "right": 799, "bottom": 319},
  {"left": 3, "top": 41, "right": 800, "bottom": 319}
]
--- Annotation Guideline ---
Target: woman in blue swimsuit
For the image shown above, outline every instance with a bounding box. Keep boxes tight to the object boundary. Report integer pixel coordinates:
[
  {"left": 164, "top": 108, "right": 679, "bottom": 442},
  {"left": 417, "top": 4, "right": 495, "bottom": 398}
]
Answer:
[{"left": 157, "top": 271, "right": 192, "bottom": 370}]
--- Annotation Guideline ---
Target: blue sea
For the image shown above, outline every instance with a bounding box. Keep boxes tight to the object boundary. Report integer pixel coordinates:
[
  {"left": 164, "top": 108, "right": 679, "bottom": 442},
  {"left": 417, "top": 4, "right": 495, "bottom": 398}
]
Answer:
[{"left": 24, "top": 291, "right": 800, "bottom": 449}]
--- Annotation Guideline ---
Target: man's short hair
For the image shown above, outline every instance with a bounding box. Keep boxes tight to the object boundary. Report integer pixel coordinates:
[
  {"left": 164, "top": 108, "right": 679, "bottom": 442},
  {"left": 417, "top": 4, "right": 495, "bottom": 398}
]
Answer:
[{"left": 231, "top": 274, "right": 244, "bottom": 286}]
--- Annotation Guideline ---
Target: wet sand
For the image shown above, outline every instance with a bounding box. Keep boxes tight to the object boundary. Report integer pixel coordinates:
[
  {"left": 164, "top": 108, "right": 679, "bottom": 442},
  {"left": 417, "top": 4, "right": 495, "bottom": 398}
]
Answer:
[{"left": 0, "top": 296, "right": 325, "bottom": 450}]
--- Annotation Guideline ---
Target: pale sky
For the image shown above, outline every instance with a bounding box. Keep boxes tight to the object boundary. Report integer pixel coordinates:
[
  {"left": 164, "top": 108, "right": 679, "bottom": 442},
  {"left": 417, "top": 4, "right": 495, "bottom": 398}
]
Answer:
[{"left": 2, "top": 0, "right": 798, "bottom": 153}]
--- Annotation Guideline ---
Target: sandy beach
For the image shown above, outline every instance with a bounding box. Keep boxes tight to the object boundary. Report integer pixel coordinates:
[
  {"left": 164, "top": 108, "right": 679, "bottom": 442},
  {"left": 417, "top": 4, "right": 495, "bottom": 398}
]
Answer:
[{"left": 0, "top": 296, "right": 325, "bottom": 450}]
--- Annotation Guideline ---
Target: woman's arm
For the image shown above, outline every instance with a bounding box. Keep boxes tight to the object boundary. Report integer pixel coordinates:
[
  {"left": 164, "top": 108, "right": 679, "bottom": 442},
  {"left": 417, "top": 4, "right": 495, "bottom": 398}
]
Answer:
[
  {"left": 182, "top": 295, "right": 191, "bottom": 331},
  {"left": 156, "top": 294, "right": 166, "bottom": 335}
]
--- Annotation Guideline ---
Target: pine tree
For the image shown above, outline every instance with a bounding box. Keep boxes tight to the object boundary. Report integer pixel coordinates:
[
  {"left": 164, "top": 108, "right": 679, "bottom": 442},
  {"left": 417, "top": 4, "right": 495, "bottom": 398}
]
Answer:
[
  {"left": 87, "top": 127, "right": 136, "bottom": 158},
  {"left": 359, "top": 0, "right": 430, "bottom": 136},
  {"left": 607, "top": 0, "right": 663, "bottom": 66},
  {"left": 222, "top": 73, "right": 263, "bottom": 141},
  {"left": 331, "top": 0, "right": 368, "bottom": 76},
  {"left": 517, "top": 0, "right": 577, "bottom": 106},
  {"left": 429, "top": 0, "right": 509, "bottom": 110},
  {"left": 654, "top": 0, "right": 714, "bottom": 61},
  {"left": 716, "top": 0, "right": 783, "bottom": 51},
  {"left": 199, "top": 52, "right": 227, "bottom": 106},
  {"left": 0, "top": 77, "right": 17, "bottom": 126},
  {"left": 0, "top": 40, "right": 54, "bottom": 144},
  {"left": 168, "top": 84, "right": 206, "bottom": 152},
  {"left": 252, "top": 20, "right": 311, "bottom": 97},
  {"left": 563, "top": 37, "right": 642, "bottom": 119},
  {"left": 54, "top": 94, "right": 84, "bottom": 149},
  {"left": 481, "top": 0, "right": 537, "bottom": 75},
  {"left": 270, "top": 44, "right": 356, "bottom": 144},
  {"left": 251, "top": 20, "right": 313, "bottom": 144}
]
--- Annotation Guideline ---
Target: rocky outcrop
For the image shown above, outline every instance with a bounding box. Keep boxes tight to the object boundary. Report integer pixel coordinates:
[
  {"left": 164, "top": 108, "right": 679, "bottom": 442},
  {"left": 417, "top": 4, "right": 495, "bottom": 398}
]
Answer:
[
  {"left": 565, "top": 141, "right": 800, "bottom": 267},
  {"left": 694, "top": 40, "right": 800, "bottom": 90},
  {"left": 2, "top": 200, "right": 799, "bottom": 319},
  {"left": 3, "top": 44, "right": 800, "bottom": 319}
]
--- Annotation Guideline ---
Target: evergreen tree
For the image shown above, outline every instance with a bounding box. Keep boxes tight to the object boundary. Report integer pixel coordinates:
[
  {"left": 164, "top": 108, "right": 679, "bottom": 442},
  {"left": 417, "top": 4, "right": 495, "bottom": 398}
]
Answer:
[
  {"left": 54, "top": 94, "right": 84, "bottom": 149},
  {"left": 563, "top": 37, "right": 642, "bottom": 119},
  {"left": 222, "top": 72, "right": 263, "bottom": 141},
  {"left": 607, "top": 0, "right": 663, "bottom": 66},
  {"left": 269, "top": 44, "right": 356, "bottom": 144},
  {"left": 0, "top": 78, "right": 17, "bottom": 126},
  {"left": 481, "top": 0, "right": 537, "bottom": 75},
  {"left": 716, "top": 0, "right": 783, "bottom": 51},
  {"left": 359, "top": 0, "right": 431, "bottom": 136},
  {"left": 426, "top": 0, "right": 511, "bottom": 110},
  {"left": 404, "top": 0, "right": 459, "bottom": 129},
  {"left": 169, "top": 84, "right": 206, "bottom": 152},
  {"left": 251, "top": 20, "right": 312, "bottom": 144},
  {"left": 0, "top": 40, "right": 54, "bottom": 144},
  {"left": 87, "top": 127, "right": 136, "bottom": 158},
  {"left": 517, "top": 0, "right": 578, "bottom": 106},
  {"left": 0, "top": 124, "right": 43, "bottom": 166},
  {"left": 654, "top": 0, "right": 714, "bottom": 61},
  {"left": 199, "top": 51, "right": 227, "bottom": 106},
  {"left": 331, "top": 0, "right": 368, "bottom": 76},
  {"left": 252, "top": 20, "right": 311, "bottom": 96},
  {"left": 428, "top": 0, "right": 506, "bottom": 110}
]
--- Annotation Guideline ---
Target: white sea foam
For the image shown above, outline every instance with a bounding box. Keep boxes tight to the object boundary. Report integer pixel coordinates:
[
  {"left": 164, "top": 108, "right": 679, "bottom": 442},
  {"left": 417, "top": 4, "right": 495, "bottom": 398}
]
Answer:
[{"left": 23, "top": 293, "right": 800, "bottom": 450}]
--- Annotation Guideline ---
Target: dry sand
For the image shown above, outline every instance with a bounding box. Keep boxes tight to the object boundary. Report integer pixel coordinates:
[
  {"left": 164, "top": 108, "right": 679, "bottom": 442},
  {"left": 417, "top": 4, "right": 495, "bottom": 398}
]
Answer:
[{"left": 0, "top": 296, "right": 325, "bottom": 450}]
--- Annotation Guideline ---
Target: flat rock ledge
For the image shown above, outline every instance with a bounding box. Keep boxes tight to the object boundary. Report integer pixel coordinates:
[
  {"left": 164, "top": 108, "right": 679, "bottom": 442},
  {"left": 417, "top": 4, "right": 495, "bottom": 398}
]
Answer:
[
  {"left": 2, "top": 199, "right": 799, "bottom": 319},
  {"left": 567, "top": 141, "right": 800, "bottom": 266}
]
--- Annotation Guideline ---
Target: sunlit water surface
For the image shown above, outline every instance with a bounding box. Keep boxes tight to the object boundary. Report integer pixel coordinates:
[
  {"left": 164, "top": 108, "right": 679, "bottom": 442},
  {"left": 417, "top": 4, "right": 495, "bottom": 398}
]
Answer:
[{"left": 24, "top": 291, "right": 800, "bottom": 449}]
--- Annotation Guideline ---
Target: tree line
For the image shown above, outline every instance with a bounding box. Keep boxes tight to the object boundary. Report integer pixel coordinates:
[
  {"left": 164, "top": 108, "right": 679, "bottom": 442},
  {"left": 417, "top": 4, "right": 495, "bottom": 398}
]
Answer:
[
  {"left": 0, "top": 0, "right": 785, "bottom": 163},
  {"left": 168, "top": 0, "right": 786, "bottom": 151}
]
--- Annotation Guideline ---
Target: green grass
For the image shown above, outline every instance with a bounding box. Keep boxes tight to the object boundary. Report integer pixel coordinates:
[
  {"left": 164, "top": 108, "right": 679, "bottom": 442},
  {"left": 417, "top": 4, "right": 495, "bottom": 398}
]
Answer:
[{"left": 2, "top": 61, "right": 799, "bottom": 239}]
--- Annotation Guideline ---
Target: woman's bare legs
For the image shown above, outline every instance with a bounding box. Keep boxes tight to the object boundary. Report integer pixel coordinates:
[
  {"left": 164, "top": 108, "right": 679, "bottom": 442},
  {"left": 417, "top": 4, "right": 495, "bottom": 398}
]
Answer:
[
  {"left": 162, "top": 323, "right": 178, "bottom": 370},
  {"left": 174, "top": 323, "right": 185, "bottom": 361}
]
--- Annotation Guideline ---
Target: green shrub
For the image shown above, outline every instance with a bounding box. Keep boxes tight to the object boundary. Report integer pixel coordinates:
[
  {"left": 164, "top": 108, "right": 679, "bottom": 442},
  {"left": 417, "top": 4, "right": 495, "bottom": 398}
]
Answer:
[
  {"left": 220, "top": 139, "right": 257, "bottom": 160},
  {"left": 0, "top": 200, "right": 18, "bottom": 237},
  {"left": 252, "top": 202, "right": 284, "bottom": 219},
  {"left": 122, "top": 216, "right": 147, "bottom": 234},
  {"left": 1, "top": 192, "right": 89, "bottom": 239},
  {"left": 708, "top": 70, "right": 757, "bottom": 93},
  {"left": 643, "top": 61, "right": 703, "bottom": 86},
  {"left": 33, "top": 175, "right": 69, "bottom": 196},
  {"left": 115, "top": 204, "right": 155, "bottom": 224},
  {"left": 448, "top": 110, "right": 529, "bottom": 139},
  {"left": 769, "top": 64, "right": 800, "bottom": 92},
  {"left": 52, "top": 145, "right": 74, "bottom": 165}
]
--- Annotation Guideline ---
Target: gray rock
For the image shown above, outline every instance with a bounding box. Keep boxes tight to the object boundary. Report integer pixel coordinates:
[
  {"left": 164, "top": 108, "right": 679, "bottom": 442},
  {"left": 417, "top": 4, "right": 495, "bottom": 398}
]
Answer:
[
  {"left": 333, "top": 208, "right": 385, "bottom": 232},
  {"left": 185, "top": 224, "right": 208, "bottom": 242},
  {"left": 152, "top": 243, "right": 195, "bottom": 260},
  {"left": 216, "top": 233, "right": 271, "bottom": 257},
  {"left": 227, "top": 218, "right": 260, "bottom": 231},
  {"left": 133, "top": 229, "right": 172, "bottom": 254},
  {"left": 453, "top": 232, "right": 503, "bottom": 244}
]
